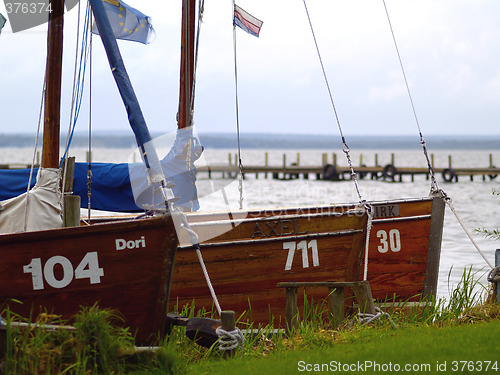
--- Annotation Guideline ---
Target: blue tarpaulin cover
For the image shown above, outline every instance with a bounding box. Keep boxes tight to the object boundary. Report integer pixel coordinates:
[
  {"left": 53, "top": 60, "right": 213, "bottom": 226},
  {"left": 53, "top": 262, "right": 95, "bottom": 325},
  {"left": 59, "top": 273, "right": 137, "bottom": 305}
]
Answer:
[{"left": 0, "top": 144, "right": 201, "bottom": 212}]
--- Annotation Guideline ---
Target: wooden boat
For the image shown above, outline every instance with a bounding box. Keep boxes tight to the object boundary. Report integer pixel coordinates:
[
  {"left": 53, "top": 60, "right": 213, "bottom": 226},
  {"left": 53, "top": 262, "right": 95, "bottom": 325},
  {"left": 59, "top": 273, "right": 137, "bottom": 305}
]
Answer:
[
  {"left": 165, "top": 0, "right": 446, "bottom": 325},
  {"left": 0, "top": 216, "right": 178, "bottom": 343},
  {"left": 0, "top": 0, "right": 178, "bottom": 344},
  {"left": 168, "top": 195, "right": 444, "bottom": 324},
  {"left": 1, "top": 0, "right": 446, "bottom": 333},
  {"left": 174, "top": 207, "right": 368, "bottom": 323},
  {"left": 76, "top": 0, "right": 444, "bottom": 326},
  {"left": 157, "top": 0, "right": 372, "bottom": 325}
]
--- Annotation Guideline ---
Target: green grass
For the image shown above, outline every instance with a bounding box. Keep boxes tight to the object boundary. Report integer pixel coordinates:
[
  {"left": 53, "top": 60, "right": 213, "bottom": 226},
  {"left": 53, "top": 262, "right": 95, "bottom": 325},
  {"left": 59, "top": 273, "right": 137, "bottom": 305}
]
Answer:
[
  {"left": 189, "top": 320, "right": 500, "bottom": 374},
  {"left": 1, "top": 267, "right": 499, "bottom": 374}
]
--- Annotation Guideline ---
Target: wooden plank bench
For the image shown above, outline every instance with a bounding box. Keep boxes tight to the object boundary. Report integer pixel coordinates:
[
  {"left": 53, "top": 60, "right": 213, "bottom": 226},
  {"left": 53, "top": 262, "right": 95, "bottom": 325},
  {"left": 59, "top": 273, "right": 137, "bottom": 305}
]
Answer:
[{"left": 277, "top": 281, "right": 376, "bottom": 332}]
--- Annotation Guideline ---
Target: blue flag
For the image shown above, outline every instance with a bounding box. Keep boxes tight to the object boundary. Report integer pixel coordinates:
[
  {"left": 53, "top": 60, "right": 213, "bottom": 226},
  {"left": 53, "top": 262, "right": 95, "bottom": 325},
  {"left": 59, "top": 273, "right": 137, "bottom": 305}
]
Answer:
[
  {"left": 0, "top": 13, "right": 6, "bottom": 34},
  {"left": 92, "top": 0, "right": 155, "bottom": 44}
]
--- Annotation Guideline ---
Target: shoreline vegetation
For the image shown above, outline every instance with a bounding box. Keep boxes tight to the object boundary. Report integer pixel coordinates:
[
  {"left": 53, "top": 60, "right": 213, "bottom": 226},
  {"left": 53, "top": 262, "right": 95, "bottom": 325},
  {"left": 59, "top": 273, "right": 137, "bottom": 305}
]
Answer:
[
  {"left": 1, "top": 267, "right": 499, "bottom": 374},
  {"left": 1, "top": 133, "right": 500, "bottom": 150}
]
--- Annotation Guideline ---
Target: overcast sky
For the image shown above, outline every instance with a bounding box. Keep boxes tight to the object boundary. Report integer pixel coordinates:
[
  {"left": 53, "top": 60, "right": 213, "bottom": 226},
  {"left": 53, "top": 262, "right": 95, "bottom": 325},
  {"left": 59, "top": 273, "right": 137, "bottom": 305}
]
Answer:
[{"left": 1, "top": 0, "right": 500, "bottom": 138}]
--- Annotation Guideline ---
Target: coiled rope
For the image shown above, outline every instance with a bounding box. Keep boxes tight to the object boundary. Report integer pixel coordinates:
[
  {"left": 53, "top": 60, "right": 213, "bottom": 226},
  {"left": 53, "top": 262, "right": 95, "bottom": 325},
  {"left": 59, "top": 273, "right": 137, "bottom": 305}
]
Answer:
[
  {"left": 215, "top": 326, "right": 245, "bottom": 352},
  {"left": 358, "top": 307, "right": 397, "bottom": 329},
  {"left": 178, "top": 211, "right": 245, "bottom": 351},
  {"left": 487, "top": 267, "right": 500, "bottom": 283}
]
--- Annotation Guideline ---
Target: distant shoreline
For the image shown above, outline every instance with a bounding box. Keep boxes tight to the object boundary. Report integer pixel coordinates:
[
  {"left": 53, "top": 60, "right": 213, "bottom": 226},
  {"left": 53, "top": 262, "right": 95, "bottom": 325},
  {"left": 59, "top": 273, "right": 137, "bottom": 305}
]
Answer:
[{"left": 1, "top": 133, "right": 499, "bottom": 150}]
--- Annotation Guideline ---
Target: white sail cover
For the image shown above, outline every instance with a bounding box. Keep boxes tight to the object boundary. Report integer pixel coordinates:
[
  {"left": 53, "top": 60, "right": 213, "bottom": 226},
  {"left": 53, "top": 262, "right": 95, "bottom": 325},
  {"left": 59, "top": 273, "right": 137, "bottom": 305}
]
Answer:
[{"left": 0, "top": 168, "right": 63, "bottom": 234}]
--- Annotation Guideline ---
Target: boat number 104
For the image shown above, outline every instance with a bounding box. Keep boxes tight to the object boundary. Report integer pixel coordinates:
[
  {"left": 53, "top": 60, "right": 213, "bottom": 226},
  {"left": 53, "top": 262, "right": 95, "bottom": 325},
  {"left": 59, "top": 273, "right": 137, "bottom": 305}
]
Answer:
[
  {"left": 23, "top": 252, "right": 104, "bottom": 290},
  {"left": 376, "top": 229, "right": 401, "bottom": 253}
]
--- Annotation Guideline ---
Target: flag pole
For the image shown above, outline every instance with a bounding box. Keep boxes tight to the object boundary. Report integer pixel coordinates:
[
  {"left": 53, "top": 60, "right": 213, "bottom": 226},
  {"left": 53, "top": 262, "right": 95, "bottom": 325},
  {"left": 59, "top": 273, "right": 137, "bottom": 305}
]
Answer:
[{"left": 232, "top": 0, "right": 244, "bottom": 210}]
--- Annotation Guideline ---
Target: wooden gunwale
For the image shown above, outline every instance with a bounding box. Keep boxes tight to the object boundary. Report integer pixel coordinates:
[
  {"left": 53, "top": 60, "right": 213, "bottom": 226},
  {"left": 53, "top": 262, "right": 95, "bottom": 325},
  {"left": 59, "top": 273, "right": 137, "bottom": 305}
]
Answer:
[
  {"left": 373, "top": 214, "right": 431, "bottom": 223},
  {"left": 178, "top": 229, "right": 364, "bottom": 249},
  {"left": 185, "top": 196, "right": 436, "bottom": 223},
  {"left": 186, "top": 209, "right": 366, "bottom": 228}
]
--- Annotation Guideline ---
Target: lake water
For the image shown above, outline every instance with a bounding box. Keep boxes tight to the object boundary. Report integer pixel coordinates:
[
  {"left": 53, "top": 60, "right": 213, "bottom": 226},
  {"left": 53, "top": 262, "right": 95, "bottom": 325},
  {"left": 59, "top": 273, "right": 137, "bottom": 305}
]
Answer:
[{"left": 2, "top": 146, "right": 499, "bottom": 301}]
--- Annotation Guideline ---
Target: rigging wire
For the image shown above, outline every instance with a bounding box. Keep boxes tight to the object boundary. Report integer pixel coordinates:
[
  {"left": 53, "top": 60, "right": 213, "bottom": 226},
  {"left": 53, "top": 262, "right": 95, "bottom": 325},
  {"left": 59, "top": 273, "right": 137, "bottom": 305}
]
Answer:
[
  {"left": 87, "top": 11, "right": 93, "bottom": 223},
  {"left": 381, "top": 0, "right": 439, "bottom": 194},
  {"left": 232, "top": 0, "right": 244, "bottom": 210},
  {"left": 175, "top": 0, "right": 224, "bottom": 320},
  {"left": 301, "top": 0, "right": 366, "bottom": 206},
  {"left": 382, "top": 0, "right": 493, "bottom": 269},
  {"left": 23, "top": 74, "right": 47, "bottom": 232},
  {"left": 302, "top": 0, "right": 373, "bottom": 281},
  {"left": 61, "top": 0, "right": 82, "bottom": 191},
  {"left": 190, "top": 0, "right": 204, "bottom": 114},
  {"left": 60, "top": 2, "right": 93, "bottom": 166}
]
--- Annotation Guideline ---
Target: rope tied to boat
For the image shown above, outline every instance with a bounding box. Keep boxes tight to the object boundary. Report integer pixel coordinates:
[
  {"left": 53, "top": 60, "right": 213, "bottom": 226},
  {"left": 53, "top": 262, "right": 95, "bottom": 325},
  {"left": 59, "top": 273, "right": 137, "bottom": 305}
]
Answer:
[
  {"left": 177, "top": 213, "right": 222, "bottom": 314},
  {"left": 487, "top": 267, "right": 500, "bottom": 283},
  {"left": 362, "top": 202, "right": 374, "bottom": 282},
  {"left": 358, "top": 307, "right": 397, "bottom": 329},
  {"left": 443, "top": 194, "right": 494, "bottom": 270},
  {"left": 215, "top": 326, "right": 245, "bottom": 352},
  {"left": 176, "top": 211, "right": 246, "bottom": 350},
  {"left": 383, "top": 0, "right": 497, "bottom": 274}
]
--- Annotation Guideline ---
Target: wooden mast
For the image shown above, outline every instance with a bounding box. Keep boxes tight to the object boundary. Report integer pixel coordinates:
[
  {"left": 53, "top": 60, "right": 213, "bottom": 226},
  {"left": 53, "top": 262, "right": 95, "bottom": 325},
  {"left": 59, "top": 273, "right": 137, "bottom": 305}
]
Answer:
[
  {"left": 177, "top": 0, "right": 195, "bottom": 129},
  {"left": 42, "top": 0, "right": 65, "bottom": 168}
]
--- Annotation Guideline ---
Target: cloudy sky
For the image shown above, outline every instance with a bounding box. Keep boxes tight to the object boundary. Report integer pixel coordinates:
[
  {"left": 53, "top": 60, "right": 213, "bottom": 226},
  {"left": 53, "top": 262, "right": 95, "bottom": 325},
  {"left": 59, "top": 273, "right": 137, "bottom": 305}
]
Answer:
[{"left": 1, "top": 0, "right": 500, "bottom": 138}]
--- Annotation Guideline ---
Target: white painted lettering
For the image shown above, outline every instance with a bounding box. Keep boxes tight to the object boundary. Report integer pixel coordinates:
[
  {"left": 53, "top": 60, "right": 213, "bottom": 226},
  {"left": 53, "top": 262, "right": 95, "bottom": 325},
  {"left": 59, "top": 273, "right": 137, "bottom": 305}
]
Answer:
[{"left": 115, "top": 239, "right": 126, "bottom": 250}]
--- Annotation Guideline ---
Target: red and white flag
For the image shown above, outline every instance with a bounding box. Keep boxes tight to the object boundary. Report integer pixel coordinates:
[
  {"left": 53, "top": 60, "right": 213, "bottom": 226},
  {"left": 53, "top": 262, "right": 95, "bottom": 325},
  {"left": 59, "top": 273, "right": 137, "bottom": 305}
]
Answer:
[{"left": 233, "top": 4, "right": 263, "bottom": 37}]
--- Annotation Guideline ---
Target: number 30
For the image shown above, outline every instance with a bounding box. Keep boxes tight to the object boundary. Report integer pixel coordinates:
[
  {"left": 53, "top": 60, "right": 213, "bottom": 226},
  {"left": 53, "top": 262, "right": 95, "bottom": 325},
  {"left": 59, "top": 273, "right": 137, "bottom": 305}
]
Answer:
[{"left": 376, "top": 229, "right": 401, "bottom": 253}]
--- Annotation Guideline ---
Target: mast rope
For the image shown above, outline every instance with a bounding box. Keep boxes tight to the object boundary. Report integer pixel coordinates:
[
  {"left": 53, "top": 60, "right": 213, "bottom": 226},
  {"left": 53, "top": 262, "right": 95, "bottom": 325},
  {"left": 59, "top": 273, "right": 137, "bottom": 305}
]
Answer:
[
  {"left": 178, "top": 212, "right": 222, "bottom": 315},
  {"left": 178, "top": 6, "right": 245, "bottom": 350},
  {"left": 87, "top": 12, "right": 93, "bottom": 223},
  {"left": 23, "top": 73, "right": 46, "bottom": 232},
  {"left": 189, "top": 0, "right": 204, "bottom": 114},
  {"left": 61, "top": 2, "right": 92, "bottom": 167},
  {"left": 302, "top": 0, "right": 373, "bottom": 280},
  {"left": 61, "top": 0, "right": 83, "bottom": 195},
  {"left": 381, "top": 0, "right": 439, "bottom": 194},
  {"left": 177, "top": 1, "right": 227, "bottom": 326},
  {"left": 382, "top": 1, "right": 493, "bottom": 269},
  {"left": 444, "top": 195, "right": 494, "bottom": 269},
  {"left": 232, "top": 0, "right": 244, "bottom": 210}
]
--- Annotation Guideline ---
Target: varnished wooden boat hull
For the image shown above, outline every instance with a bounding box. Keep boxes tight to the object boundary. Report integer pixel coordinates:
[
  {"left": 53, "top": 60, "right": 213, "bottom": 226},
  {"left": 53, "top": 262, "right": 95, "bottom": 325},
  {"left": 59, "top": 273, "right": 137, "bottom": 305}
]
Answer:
[
  {"left": 362, "top": 196, "right": 445, "bottom": 301},
  {"left": 0, "top": 215, "right": 178, "bottom": 344},
  {"left": 170, "top": 196, "right": 444, "bottom": 324},
  {"left": 171, "top": 209, "right": 368, "bottom": 324}
]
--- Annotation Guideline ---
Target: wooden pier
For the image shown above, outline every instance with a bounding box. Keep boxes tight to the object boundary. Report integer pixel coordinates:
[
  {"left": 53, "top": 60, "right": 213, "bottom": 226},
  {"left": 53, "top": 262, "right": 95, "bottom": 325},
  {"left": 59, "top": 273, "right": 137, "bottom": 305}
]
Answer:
[
  {"left": 1, "top": 152, "right": 498, "bottom": 183},
  {"left": 197, "top": 152, "right": 499, "bottom": 183}
]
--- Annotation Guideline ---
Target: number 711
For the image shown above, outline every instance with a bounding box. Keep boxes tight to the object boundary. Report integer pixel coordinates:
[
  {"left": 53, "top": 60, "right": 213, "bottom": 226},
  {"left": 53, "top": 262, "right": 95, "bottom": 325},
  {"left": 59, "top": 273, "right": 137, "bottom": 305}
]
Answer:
[{"left": 283, "top": 240, "right": 319, "bottom": 270}]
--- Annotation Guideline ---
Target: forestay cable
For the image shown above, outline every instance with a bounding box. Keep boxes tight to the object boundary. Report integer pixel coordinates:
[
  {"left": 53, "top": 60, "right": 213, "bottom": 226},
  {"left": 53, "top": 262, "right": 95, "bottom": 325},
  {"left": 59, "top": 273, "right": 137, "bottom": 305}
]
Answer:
[
  {"left": 382, "top": 0, "right": 493, "bottom": 269},
  {"left": 177, "top": 0, "right": 225, "bottom": 320},
  {"left": 302, "top": 0, "right": 373, "bottom": 280},
  {"left": 381, "top": 0, "right": 439, "bottom": 194}
]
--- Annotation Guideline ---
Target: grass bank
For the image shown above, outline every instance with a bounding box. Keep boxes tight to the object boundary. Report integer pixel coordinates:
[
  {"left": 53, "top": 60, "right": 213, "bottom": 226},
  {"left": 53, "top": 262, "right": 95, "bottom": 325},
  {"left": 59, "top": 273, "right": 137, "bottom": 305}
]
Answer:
[
  {"left": 190, "top": 320, "right": 499, "bottom": 374},
  {"left": 1, "top": 267, "right": 499, "bottom": 374}
]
